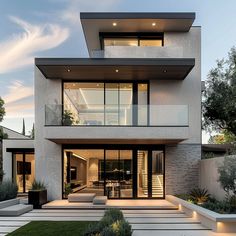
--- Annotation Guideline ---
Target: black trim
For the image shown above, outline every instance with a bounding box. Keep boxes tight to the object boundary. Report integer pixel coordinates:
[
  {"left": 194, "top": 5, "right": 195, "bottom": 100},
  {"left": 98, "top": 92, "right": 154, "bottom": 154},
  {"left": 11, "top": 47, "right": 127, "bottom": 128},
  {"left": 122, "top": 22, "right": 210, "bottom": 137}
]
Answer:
[
  {"left": 80, "top": 12, "right": 196, "bottom": 20},
  {"left": 6, "top": 148, "right": 34, "bottom": 153}
]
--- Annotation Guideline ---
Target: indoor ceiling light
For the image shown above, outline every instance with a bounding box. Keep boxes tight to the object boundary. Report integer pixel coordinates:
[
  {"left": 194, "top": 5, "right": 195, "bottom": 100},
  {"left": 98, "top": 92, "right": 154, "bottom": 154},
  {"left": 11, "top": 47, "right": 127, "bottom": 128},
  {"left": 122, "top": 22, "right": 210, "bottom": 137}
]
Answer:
[
  {"left": 113, "top": 22, "right": 117, "bottom": 26},
  {"left": 152, "top": 22, "right": 156, "bottom": 26},
  {"left": 67, "top": 69, "right": 71, "bottom": 72},
  {"left": 163, "top": 70, "right": 167, "bottom": 73}
]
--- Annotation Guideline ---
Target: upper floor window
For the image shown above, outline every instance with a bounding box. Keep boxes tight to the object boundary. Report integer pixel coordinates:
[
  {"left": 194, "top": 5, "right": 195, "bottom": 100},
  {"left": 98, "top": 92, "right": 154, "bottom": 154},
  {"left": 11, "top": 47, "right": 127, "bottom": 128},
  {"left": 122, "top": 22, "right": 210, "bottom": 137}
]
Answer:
[{"left": 100, "top": 33, "right": 163, "bottom": 49}]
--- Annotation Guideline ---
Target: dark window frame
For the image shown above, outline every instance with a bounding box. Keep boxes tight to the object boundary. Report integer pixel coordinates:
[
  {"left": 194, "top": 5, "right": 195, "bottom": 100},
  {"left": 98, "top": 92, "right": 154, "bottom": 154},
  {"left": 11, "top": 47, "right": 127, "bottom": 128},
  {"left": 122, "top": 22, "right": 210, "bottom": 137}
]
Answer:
[
  {"left": 99, "top": 32, "right": 164, "bottom": 49},
  {"left": 62, "top": 144, "right": 165, "bottom": 200}
]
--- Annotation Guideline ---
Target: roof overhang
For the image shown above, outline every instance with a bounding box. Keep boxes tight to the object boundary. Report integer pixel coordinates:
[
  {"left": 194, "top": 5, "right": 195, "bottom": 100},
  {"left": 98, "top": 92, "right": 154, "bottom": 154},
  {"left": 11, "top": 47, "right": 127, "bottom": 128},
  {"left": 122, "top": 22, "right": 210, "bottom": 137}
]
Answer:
[
  {"left": 35, "top": 58, "right": 195, "bottom": 80},
  {"left": 80, "top": 12, "right": 196, "bottom": 55}
]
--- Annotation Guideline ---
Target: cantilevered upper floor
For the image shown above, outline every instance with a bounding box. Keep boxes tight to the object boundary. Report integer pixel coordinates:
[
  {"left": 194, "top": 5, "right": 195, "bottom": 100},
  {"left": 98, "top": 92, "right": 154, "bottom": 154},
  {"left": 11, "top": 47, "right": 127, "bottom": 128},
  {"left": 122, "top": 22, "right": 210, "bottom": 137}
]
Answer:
[{"left": 80, "top": 12, "right": 197, "bottom": 58}]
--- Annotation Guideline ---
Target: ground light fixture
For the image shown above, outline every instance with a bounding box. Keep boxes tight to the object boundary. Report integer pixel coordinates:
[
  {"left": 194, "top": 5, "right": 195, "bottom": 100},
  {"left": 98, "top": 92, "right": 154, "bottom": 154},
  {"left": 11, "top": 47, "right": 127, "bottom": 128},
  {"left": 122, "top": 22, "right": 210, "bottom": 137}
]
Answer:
[
  {"left": 112, "top": 22, "right": 117, "bottom": 26},
  {"left": 152, "top": 22, "right": 156, "bottom": 26},
  {"left": 115, "top": 69, "right": 119, "bottom": 73}
]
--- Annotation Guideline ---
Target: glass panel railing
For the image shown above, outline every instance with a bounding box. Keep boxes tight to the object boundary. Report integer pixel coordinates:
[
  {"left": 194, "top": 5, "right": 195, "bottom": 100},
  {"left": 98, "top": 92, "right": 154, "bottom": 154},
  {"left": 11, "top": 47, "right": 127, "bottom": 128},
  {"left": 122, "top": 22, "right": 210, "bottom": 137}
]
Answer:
[{"left": 45, "top": 104, "right": 188, "bottom": 127}]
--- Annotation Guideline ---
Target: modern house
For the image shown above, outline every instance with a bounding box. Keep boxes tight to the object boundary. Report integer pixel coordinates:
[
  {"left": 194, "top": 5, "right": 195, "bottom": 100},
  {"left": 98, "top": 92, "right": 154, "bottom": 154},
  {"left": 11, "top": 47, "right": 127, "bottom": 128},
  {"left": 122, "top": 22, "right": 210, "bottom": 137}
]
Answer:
[{"left": 4, "top": 12, "right": 201, "bottom": 201}]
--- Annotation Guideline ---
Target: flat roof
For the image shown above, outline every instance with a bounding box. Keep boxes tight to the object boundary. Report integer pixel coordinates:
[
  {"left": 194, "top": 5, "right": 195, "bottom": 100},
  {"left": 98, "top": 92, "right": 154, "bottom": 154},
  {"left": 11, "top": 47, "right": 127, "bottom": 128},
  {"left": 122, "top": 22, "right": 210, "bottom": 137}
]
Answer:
[
  {"left": 80, "top": 12, "right": 196, "bottom": 55},
  {"left": 35, "top": 58, "right": 195, "bottom": 80}
]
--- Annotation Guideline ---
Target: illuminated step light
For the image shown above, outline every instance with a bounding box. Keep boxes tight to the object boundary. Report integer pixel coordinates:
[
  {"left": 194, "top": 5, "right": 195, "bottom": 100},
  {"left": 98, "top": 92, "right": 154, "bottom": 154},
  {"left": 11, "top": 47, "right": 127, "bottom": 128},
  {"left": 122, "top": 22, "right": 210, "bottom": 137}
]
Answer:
[
  {"left": 115, "top": 69, "right": 119, "bottom": 73},
  {"left": 152, "top": 22, "right": 156, "bottom": 26},
  {"left": 113, "top": 22, "right": 117, "bottom": 26}
]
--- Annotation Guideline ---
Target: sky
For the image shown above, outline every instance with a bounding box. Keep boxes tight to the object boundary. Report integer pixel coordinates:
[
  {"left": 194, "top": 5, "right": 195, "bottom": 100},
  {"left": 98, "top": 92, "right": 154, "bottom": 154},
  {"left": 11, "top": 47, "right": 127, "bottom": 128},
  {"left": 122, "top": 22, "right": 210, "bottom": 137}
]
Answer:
[{"left": 0, "top": 0, "right": 236, "bottom": 142}]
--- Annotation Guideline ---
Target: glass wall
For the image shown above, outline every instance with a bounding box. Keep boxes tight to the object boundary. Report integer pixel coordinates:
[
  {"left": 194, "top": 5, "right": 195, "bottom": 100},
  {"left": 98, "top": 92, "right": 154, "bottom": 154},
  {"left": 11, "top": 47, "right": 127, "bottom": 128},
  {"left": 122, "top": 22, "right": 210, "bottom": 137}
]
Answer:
[
  {"left": 138, "top": 83, "right": 148, "bottom": 125},
  {"left": 13, "top": 153, "right": 35, "bottom": 193},
  {"left": 63, "top": 82, "right": 133, "bottom": 126},
  {"left": 62, "top": 147, "right": 164, "bottom": 199}
]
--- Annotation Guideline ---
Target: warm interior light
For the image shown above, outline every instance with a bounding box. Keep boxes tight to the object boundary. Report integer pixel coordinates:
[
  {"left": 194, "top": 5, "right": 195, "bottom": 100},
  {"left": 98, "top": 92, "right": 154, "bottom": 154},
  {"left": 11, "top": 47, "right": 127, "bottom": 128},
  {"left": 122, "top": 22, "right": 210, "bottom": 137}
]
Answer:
[
  {"left": 67, "top": 69, "right": 71, "bottom": 72},
  {"left": 163, "top": 70, "right": 167, "bottom": 73},
  {"left": 115, "top": 69, "right": 119, "bottom": 73},
  {"left": 152, "top": 22, "right": 156, "bottom": 26},
  {"left": 113, "top": 22, "right": 117, "bottom": 26}
]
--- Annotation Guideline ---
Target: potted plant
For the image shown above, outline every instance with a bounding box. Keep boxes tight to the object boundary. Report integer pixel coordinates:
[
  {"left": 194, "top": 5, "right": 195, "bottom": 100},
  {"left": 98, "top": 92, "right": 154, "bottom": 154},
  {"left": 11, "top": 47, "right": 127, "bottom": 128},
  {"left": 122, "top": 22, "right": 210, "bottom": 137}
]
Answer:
[
  {"left": 64, "top": 183, "right": 73, "bottom": 198},
  {"left": 28, "top": 180, "right": 47, "bottom": 209}
]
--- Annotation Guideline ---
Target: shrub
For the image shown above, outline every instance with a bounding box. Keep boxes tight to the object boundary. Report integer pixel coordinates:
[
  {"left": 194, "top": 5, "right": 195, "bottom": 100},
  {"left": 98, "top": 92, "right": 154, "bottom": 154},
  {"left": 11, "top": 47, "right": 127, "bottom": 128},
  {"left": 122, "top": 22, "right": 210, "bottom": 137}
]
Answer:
[
  {"left": 189, "top": 188, "right": 210, "bottom": 204},
  {"left": 83, "top": 208, "right": 132, "bottom": 236},
  {"left": 30, "top": 180, "right": 46, "bottom": 191},
  {"left": 0, "top": 180, "right": 18, "bottom": 201}
]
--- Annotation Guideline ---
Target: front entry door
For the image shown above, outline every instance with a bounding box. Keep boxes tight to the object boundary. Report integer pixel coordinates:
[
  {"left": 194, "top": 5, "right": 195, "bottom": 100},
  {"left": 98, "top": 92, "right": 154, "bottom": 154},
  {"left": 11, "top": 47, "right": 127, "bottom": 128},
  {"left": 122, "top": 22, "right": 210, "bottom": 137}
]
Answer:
[{"left": 137, "top": 150, "right": 164, "bottom": 198}]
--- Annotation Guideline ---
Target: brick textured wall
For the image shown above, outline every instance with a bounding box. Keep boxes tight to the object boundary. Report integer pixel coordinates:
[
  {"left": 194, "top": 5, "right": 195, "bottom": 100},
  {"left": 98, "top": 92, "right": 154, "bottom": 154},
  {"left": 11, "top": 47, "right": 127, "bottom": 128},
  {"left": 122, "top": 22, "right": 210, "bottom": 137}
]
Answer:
[{"left": 165, "top": 144, "right": 201, "bottom": 195}]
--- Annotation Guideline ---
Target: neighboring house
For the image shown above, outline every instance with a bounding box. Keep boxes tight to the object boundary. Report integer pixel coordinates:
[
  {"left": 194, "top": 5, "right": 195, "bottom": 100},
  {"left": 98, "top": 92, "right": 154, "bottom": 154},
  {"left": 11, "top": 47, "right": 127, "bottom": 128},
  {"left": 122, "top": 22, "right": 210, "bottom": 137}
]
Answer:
[
  {"left": 1, "top": 126, "right": 34, "bottom": 193},
  {"left": 4, "top": 12, "right": 201, "bottom": 201}
]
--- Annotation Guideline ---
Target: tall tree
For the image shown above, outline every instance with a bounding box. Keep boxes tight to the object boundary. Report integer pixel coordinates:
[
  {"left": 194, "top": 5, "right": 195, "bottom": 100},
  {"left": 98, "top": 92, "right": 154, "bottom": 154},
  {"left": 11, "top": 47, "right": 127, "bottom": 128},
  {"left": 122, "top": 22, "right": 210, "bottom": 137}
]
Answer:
[
  {"left": 202, "top": 47, "right": 236, "bottom": 138},
  {"left": 0, "top": 97, "right": 7, "bottom": 182},
  {"left": 22, "top": 118, "right": 25, "bottom": 136}
]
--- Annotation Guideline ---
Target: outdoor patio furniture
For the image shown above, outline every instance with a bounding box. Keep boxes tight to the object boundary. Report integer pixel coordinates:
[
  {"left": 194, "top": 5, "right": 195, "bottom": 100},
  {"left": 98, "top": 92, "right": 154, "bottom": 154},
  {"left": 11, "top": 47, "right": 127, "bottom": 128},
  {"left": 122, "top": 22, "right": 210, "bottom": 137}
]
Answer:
[
  {"left": 68, "top": 193, "right": 96, "bottom": 202},
  {"left": 93, "top": 196, "right": 107, "bottom": 205}
]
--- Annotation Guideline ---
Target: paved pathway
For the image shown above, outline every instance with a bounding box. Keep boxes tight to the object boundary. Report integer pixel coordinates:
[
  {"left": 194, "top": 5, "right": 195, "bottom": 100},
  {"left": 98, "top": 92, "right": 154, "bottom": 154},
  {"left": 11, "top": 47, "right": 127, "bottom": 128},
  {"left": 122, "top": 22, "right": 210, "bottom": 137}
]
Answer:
[{"left": 0, "top": 208, "right": 235, "bottom": 235}]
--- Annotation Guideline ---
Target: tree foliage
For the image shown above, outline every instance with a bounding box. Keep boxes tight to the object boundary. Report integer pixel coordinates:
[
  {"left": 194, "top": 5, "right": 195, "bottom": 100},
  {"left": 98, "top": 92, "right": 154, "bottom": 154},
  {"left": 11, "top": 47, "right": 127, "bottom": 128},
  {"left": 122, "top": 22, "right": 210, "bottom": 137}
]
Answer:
[
  {"left": 209, "top": 130, "right": 236, "bottom": 144},
  {"left": 202, "top": 47, "right": 236, "bottom": 137},
  {"left": 218, "top": 155, "right": 236, "bottom": 195},
  {"left": 22, "top": 118, "right": 25, "bottom": 136},
  {"left": 0, "top": 97, "right": 5, "bottom": 123}
]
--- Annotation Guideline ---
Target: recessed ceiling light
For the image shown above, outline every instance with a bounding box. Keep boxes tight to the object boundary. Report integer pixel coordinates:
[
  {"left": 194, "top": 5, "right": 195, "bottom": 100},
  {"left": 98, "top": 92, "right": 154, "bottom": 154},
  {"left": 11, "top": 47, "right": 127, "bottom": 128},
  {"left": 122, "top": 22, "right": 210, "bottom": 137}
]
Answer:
[
  {"left": 163, "top": 70, "right": 167, "bottom": 73},
  {"left": 67, "top": 69, "right": 71, "bottom": 72},
  {"left": 152, "top": 22, "right": 156, "bottom": 26},
  {"left": 115, "top": 69, "right": 119, "bottom": 73},
  {"left": 113, "top": 22, "right": 117, "bottom": 26},
  {"left": 73, "top": 83, "right": 76, "bottom": 87},
  {"left": 96, "top": 84, "right": 99, "bottom": 87}
]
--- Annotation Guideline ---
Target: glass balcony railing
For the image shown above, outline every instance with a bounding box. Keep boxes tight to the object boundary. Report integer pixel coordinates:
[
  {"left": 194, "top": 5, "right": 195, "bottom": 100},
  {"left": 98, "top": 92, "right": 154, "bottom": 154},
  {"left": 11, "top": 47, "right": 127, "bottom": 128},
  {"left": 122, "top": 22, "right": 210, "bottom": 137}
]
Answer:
[{"left": 45, "top": 104, "right": 188, "bottom": 127}]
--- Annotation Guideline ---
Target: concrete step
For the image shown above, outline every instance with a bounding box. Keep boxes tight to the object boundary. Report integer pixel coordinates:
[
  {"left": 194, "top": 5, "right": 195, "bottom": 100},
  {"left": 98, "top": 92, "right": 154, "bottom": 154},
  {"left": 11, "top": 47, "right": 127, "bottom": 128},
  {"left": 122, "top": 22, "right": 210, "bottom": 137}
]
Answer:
[
  {"left": 131, "top": 223, "right": 209, "bottom": 230},
  {"left": 128, "top": 218, "right": 200, "bottom": 224}
]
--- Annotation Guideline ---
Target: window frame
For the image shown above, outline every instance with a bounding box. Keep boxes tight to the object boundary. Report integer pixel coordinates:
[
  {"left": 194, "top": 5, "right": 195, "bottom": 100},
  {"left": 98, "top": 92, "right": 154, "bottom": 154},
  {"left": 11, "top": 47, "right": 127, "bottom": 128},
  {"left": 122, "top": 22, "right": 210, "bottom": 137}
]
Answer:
[{"left": 99, "top": 32, "right": 164, "bottom": 49}]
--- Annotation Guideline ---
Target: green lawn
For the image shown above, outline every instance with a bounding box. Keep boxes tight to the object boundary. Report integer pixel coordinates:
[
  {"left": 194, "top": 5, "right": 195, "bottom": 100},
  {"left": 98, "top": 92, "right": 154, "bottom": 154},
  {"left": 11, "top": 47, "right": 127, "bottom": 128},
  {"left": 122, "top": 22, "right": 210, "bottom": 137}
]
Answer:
[{"left": 8, "top": 221, "right": 93, "bottom": 236}]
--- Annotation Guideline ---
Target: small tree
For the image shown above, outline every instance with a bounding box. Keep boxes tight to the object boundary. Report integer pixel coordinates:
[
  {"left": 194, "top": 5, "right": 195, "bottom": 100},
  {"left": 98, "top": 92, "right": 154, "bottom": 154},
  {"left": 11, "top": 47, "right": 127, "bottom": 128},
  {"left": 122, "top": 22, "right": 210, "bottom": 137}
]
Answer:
[
  {"left": 218, "top": 155, "right": 236, "bottom": 195},
  {"left": 29, "top": 123, "right": 35, "bottom": 139}
]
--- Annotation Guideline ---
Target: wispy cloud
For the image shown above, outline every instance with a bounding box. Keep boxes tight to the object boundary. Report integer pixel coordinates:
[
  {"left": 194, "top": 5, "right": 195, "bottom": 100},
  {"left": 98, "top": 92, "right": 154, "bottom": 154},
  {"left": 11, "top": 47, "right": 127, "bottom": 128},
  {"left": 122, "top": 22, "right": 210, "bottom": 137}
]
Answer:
[
  {"left": 0, "top": 16, "right": 69, "bottom": 74},
  {"left": 2, "top": 81, "right": 34, "bottom": 118},
  {"left": 60, "top": 0, "right": 122, "bottom": 25}
]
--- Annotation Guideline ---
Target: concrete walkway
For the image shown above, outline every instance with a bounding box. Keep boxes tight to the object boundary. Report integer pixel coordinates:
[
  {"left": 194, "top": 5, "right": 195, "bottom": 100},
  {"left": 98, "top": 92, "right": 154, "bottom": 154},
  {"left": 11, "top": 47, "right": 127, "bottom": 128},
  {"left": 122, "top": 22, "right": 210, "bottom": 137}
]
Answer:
[{"left": 0, "top": 208, "right": 235, "bottom": 235}]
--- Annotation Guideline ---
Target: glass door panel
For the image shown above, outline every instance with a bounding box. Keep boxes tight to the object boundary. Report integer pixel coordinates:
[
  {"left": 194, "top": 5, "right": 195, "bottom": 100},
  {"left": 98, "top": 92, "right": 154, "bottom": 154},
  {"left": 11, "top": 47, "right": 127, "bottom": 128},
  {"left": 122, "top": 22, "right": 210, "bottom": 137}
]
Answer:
[
  {"left": 13, "top": 154, "right": 24, "bottom": 193},
  {"left": 152, "top": 151, "right": 164, "bottom": 198},
  {"left": 105, "top": 150, "right": 119, "bottom": 198},
  {"left": 137, "top": 150, "right": 148, "bottom": 198},
  {"left": 119, "top": 83, "right": 133, "bottom": 125},
  {"left": 25, "top": 154, "right": 35, "bottom": 192},
  {"left": 138, "top": 83, "right": 148, "bottom": 125},
  {"left": 105, "top": 83, "right": 119, "bottom": 125},
  {"left": 120, "top": 150, "right": 132, "bottom": 198}
]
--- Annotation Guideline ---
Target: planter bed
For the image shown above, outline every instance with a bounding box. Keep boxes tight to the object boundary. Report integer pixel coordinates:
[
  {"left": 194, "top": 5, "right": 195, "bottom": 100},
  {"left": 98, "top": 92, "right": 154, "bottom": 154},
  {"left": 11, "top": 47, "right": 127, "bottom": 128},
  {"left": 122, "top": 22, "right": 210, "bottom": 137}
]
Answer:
[{"left": 167, "top": 195, "right": 236, "bottom": 233}]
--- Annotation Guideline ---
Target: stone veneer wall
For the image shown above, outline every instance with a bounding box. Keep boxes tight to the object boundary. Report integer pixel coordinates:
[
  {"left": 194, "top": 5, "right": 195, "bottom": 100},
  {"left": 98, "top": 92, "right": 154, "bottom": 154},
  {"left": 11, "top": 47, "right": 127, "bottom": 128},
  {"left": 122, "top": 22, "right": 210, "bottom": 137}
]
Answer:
[{"left": 165, "top": 144, "right": 201, "bottom": 195}]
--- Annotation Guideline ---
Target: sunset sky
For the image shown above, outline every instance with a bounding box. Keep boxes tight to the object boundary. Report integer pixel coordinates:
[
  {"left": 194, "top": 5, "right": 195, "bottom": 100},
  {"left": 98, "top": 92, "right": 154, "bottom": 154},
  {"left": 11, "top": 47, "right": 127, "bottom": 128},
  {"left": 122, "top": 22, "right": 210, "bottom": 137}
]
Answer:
[{"left": 1, "top": 0, "right": 236, "bottom": 142}]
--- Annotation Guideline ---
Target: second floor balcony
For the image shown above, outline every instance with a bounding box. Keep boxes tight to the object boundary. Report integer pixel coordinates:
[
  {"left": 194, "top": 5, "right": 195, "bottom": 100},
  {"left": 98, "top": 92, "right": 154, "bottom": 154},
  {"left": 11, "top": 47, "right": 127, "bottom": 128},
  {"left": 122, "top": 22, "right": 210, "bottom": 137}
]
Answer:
[{"left": 45, "top": 104, "right": 188, "bottom": 127}]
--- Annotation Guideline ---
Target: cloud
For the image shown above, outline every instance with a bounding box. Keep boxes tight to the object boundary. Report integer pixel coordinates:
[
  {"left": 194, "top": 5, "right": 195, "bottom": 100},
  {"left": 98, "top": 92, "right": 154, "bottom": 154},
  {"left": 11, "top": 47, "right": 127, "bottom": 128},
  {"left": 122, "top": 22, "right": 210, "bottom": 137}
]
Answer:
[
  {"left": 2, "top": 81, "right": 34, "bottom": 118},
  {"left": 60, "top": 0, "right": 122, "bottom": 25},
  {"left": 0, "top": 16, "right": 69, "bottom": 74}
]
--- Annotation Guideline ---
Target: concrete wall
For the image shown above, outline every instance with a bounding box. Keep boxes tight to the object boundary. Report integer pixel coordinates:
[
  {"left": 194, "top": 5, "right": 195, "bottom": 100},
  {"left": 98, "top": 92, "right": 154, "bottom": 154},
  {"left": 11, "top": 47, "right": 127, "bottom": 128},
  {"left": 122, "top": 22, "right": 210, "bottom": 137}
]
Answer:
[
  {"left": 35, "top": 67, "right": 62, "bottom": 200},
  {"left": 165, "top": 144, "right": 201, "bottom": 195},
  {"left": 200, "top": 156, "right": 228, "bottom": 201},
  {"left": 2, "top": 139, "right": 34, "bottom": 181}
]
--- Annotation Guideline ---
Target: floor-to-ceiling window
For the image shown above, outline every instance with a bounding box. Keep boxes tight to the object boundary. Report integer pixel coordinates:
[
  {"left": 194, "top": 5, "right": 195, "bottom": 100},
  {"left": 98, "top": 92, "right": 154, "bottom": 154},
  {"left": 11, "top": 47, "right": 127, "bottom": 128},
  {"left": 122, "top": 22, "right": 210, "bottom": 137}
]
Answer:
[
  {"left": 62, "top": 82, "right": 147, "bottom": 126},
  {"left": 13, "top": 152, "right": 35, "bottom": 193},
  {"left": 63, "top": 146, "right": 164, "bottom": 199}
]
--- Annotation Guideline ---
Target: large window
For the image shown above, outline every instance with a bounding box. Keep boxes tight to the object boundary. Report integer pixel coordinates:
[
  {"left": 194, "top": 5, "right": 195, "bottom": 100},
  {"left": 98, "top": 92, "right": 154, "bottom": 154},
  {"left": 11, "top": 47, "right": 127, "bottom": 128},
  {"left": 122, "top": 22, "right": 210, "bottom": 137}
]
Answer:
[
  {"left": 101, "top": 33, "right": 163, "bottom": 48},
  {"left": 63, "top": 82, "right": 147, "bottom": 126},
  {"left": 63, "top": 146, "right": 164, "bottom": 199}
]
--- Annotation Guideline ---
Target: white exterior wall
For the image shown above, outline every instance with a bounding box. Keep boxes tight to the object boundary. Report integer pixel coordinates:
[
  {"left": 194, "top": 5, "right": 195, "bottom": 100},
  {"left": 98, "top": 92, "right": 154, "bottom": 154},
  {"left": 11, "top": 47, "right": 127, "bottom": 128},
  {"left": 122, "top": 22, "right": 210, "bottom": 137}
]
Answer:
[{"left": 2, "top": 139, "right": 34, "bottom": 181}]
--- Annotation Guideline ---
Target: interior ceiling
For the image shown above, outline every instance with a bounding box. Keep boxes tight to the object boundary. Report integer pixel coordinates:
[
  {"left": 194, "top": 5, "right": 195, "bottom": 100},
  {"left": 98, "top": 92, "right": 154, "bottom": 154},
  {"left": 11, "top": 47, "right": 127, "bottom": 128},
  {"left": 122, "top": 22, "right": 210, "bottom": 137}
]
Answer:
[
  {"left": 80, "top": 12, "right": 195, "bottom": 54},
  {"left": 36, "top": 58, "right": 195, "bottom": 81}
]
